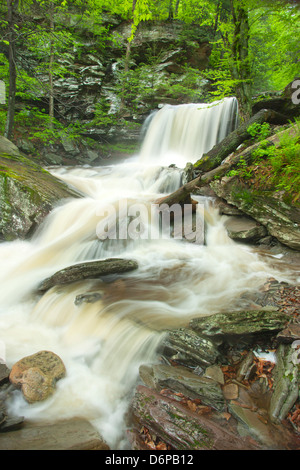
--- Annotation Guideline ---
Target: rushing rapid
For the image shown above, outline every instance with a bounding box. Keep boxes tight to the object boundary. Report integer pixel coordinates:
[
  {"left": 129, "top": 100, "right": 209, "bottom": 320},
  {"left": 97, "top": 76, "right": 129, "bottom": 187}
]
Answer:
[{"left": 0, "top": 98, "right": 292, "bottom": 449}]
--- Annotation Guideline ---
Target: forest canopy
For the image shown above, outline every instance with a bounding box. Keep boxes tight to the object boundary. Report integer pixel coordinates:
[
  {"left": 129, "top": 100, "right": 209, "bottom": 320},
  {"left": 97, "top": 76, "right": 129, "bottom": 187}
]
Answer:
[{"left": 0, "top": 0, "right": 299, "bottom": 139}]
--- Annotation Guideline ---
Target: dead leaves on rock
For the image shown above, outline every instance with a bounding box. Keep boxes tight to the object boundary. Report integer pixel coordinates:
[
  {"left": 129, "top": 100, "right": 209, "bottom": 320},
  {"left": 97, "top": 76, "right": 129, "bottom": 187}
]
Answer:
[{"left": 140, "top": 425, "right": 172, "bottom": 451}]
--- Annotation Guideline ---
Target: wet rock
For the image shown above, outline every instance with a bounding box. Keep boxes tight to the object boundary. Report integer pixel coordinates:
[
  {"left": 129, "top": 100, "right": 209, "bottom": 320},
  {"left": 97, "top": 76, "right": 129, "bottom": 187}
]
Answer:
[
  {"left": 224, "top": 216, "right": 267, "bottom": 243},
  {"left": 269, "top": 344, "right": 299, "bottom": 423},
  {"left": 0, "top": 363, "right": 10, "bottom": 385},
  {"left": 0, "top": 419, "right": 110, "bottom": 450},
  {"left": 223, "top": 383, "right": 239, "bottom": 400},
  {"left": 38, "top": 258, "right": 138, "bottom": 292},
  {"left": 229, "top": 403, "right": 276, "bottom": 449},
  {"left": 210, "top": 176, "right": 300, "bottom": 250},
  {"left": 0, "top": 137, "right": 82, "bottom": 240},
  {"left": 236, "top": 351, "right": 257, "bottom": 382},
  {"left": 139, "top": 363, "right": 226, "bottom": 412},
  {"left": 203, "top": 365, "right": 224, "bottom": 385},
  {"left": 0, "top": 362, "right": 25, "bottom": 433},
  {"left": 128, "top": 385, "right": 260, "bottom": 450},
  {"left": 277, "top": 324, "right": 300, "bottom": 343},
  {"left": 159, "top": 327, "right": 220, "bottom": 368},
  {"left": 189, "top": 309, "right": 290, "bottom": 340},
  {"left": 181, "top": 162, "right": 194, "bottom": 185},
  {"left": 9, "top": 350, "right": 66, "bottom": 404},
  {"left": 74, "top": 292, "right": 103, "bottom": 306}
]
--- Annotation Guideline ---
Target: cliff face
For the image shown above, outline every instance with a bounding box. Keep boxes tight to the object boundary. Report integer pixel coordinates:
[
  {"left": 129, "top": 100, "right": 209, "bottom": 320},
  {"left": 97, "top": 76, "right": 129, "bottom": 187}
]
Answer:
[{"left": 13, "top": 17, "right": 212, "bottom": 164}]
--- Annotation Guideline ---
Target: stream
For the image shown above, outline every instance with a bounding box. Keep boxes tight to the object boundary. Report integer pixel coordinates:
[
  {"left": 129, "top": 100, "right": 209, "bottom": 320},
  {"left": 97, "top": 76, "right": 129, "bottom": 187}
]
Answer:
[{"left": 0, "top": 98, "right": 295, "bottom": 449}]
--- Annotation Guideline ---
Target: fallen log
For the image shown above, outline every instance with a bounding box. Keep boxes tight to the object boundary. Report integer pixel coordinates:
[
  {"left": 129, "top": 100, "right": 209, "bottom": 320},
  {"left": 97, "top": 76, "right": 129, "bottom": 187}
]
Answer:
[
  {"left": 157, "top": 122, "right": 295, "bottom": 208},
  {"left": 194, "top": 108, "right": 288, "bottom": 172},
  {"left": 155, "top": 158, "right": 239, "bottom": 207}
]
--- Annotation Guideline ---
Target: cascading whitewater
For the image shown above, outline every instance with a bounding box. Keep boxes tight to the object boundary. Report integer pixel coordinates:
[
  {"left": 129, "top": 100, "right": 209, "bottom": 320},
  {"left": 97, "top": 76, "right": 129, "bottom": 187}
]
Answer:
[
  {"left": 139, "top": 97, "right": 239, "bottom": 167},
  {"left": 0, "top": 97, "right": 292, "bottom": 450}
]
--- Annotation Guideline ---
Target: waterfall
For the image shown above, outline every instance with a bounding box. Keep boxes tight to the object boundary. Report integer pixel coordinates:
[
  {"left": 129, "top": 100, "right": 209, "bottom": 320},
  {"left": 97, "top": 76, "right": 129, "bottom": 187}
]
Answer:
[
  {"left": 139, "top": 97, "right": 239, "bottom": 167},
  {"left": 0, "top": 97, "right": 291, "bottom": 450}
]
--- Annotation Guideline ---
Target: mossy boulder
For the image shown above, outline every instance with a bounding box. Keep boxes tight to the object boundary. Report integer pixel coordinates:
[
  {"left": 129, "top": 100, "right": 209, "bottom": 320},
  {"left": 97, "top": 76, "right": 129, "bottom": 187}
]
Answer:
[
  {"left": 210, "top": 176, "right": 300, "bottom": 250},
  {"left": 189, "top": 309, "right": 290, "bottom": 339},
  {"left": 0, "top": 136, "right": 81, "bottom": 240}
]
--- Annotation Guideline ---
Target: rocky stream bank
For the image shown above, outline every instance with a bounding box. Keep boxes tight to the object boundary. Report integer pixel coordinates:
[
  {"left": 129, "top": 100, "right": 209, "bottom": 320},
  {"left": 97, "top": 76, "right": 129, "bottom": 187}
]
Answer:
[{"left": 0, "top": 256, "right": 299, "bottom": 450}]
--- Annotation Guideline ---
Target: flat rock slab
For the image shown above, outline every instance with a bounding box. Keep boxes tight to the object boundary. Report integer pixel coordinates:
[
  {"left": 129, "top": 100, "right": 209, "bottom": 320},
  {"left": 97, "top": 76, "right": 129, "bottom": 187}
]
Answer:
[
  {"left": 224, "top": 216, "right": 267, "bottom": 242},
  {"left": 139, "top": 363, "right": 225, "bottom": 412},
  {"left": 129, "top": 385, "right": 260, "bottom": 450},
  {"left": 0, "top": 419, "right": 110, "bottom": 450},
  {"left": 189, "top": 309, "right": 290, "bottom": 338},
  {"left": 38, "top": 258, "right": 138, "bottom": 292}
]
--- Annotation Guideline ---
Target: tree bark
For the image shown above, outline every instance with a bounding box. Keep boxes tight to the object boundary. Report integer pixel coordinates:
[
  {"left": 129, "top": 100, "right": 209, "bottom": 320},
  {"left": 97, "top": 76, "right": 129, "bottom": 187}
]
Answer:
[
  {"left": 194, "top": 108, "right": 289, "bottom": 173},
  {"left": 48, "top": 1, "right": 54, "bottom": 128},
  {"left": 4, "top": 0, "right": 18, "bottom": 140},
  {"left": 230, "top": 0, "right": 252, "bottom": 121},
  {"left": 156, "top": 119, "right": 293, "bottom": 208}
]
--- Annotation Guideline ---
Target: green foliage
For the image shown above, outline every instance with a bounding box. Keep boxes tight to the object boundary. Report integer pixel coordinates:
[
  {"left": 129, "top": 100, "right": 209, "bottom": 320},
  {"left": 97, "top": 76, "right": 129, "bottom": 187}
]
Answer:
[
  {"left": 13, "top": 106, "right": 81, "bottom": 148},
  {"left": 247, "top": 122, "right": 271, "bottom": 141},
  {"left": 250, "top": 5, "right": 300, "bottom": 92}
]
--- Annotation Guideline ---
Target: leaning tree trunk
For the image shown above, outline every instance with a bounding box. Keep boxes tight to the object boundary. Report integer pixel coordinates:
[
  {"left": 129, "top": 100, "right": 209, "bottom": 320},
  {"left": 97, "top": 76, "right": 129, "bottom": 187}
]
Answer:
[
  {"left": 157, "top": 114, "right": 292, "bottom": 208},
  {"left": 194, "top": 108, "right": 289, "bottom": 173}
]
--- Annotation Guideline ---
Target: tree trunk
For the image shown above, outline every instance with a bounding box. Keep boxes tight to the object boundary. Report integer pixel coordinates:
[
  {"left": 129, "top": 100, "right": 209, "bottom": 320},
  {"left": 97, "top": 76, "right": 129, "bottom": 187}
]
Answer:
[
  {"left": 4, "top": 0, "right": 18, "bottom": 140},
  {"left": 194, "top": 108, "right": 289, "bottom": 173},
  {"left": 157, "top": 117, "right": 293, "bottom": 208},
  {"left": 230, "top": 0, "right": 252, "bottom": 121}
]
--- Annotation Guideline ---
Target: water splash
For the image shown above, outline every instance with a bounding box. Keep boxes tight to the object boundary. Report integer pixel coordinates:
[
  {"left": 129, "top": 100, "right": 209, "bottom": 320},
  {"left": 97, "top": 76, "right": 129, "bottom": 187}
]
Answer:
[{"left": 0, "top": 99, "right": 292, "bottom": 450}]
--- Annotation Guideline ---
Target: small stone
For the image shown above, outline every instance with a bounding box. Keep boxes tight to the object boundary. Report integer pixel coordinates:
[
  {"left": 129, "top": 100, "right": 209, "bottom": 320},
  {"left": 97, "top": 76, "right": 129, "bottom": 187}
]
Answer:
[
  {"left": 277, "top": 324, "right": 300, "bottom": 343},
  {"left": 223, "top": 383, "right": 239, "bottom": 400}
]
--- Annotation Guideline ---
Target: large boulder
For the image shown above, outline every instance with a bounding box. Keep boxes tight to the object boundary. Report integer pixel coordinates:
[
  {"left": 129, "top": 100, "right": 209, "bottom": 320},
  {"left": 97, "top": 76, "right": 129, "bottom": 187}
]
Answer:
[
  {"left": 210, "top": 175, "right": 300, "bottom": 250},
  {"left": 0, "top": 136, "right": 81, "bottom": 240},
  {"left": 252, "top": 78, "right": 300, "bottom": 119},
  {"left": 9, "top": 350, "right": 66, "bottom": 404}
]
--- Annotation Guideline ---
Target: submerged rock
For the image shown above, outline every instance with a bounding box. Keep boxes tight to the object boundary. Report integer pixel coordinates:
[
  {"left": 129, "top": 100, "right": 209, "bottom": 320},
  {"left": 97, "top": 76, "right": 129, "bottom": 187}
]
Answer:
[
  {"left": 38, "top": 258, "right": 139, "bottom": 292},
  {"left": 9, "top": 350, "right": 66, "bottom": 404}
]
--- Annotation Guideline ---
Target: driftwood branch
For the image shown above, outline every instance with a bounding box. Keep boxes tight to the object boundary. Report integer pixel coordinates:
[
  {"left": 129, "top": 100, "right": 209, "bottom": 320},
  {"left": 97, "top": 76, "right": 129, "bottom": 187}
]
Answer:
[{"left": 194, "top": 108, "right": 288, "bottom": 173}]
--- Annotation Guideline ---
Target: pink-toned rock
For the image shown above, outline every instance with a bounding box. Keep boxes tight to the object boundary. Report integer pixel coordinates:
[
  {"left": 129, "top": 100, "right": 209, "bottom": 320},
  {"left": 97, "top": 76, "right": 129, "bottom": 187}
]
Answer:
[{"left": 9, "top": 350, "right": 66, "bottom": 404}]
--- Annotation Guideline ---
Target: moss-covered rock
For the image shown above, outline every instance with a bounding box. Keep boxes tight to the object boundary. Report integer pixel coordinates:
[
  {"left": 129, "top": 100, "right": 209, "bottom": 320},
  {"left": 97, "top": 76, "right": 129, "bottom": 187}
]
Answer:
[
  {"left": 37, "top": 258, "right": 139, "bottom": 292},
  {"left": 189, "top": 309, "right": 291, "bottom": 338},
  {"left": 211, "top": 175, "right": 300, "bottom": 250},
  {"left": 0, "top": 136, "right": 81, "bottom": 240}
]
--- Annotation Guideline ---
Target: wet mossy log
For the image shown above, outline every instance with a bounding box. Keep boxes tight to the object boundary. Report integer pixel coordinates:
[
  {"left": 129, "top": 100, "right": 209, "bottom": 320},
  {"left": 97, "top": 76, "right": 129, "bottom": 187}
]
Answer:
[{"left": 194, "top": 108, "right": 288, "bottom": 173}]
